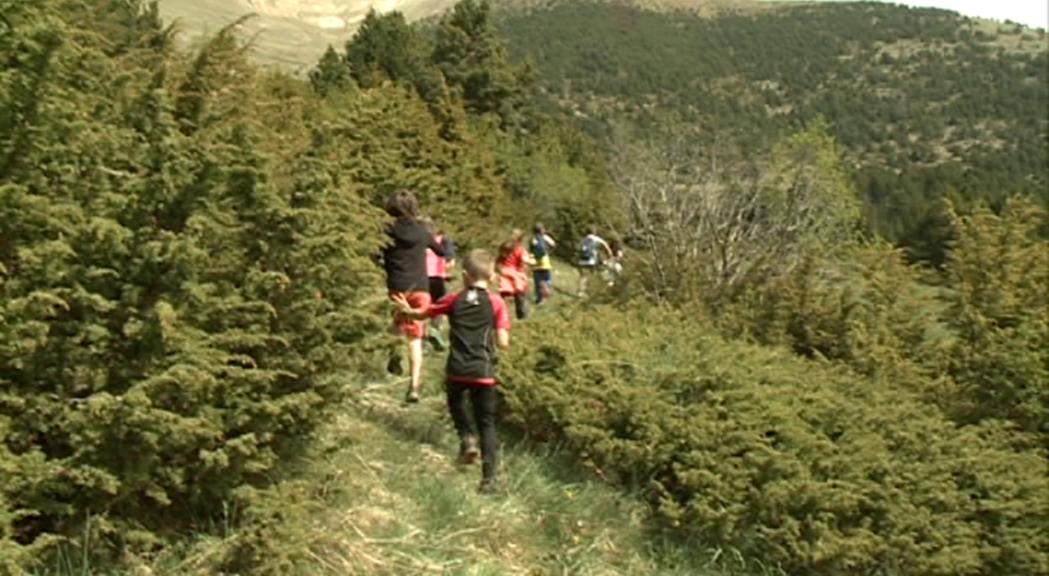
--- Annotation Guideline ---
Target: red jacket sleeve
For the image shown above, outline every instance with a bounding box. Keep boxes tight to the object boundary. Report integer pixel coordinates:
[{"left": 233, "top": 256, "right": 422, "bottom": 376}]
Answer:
[
  {"left": 427, "top": 293, "right": 458, "bottom": 318},
  {"left": 490, "top": 294, "right": 511, "bottom": 330}
]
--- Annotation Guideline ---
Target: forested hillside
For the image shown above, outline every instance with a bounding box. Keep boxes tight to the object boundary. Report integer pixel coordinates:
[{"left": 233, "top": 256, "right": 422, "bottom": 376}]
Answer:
[
  {"left": 497, "top": 2, "right": 1048, "bottom": 261},
  {"left": 2, "top": 1, "right": 1047, "bottom": 575}
]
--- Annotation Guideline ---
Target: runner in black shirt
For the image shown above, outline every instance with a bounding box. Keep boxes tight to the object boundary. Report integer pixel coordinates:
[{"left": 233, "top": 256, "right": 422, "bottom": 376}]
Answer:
[
  {"left": 382, "top": 190, "right": 443, "bottom": 404},
  {"left": 394, "top": 249, "right": 511, "bottom": 493}
]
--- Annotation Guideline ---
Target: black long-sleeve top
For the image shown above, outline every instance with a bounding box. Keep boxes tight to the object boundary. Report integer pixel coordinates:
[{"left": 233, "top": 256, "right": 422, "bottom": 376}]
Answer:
[{"left": 383, "top": 218, "right": 444, "bottom": 292}]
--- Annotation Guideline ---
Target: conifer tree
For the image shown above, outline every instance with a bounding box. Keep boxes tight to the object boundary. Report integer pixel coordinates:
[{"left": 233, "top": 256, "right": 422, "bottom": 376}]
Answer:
[
  {"left": 0, "top": 0, "right": 389, "bottom": 560},
  {"left": 345, "top": 10, "right": 427, "bottom": 88},
  {"left": 942, "top": 198, "right": 1049, "bottom": 439},
  {"left": 432, "top": 0, "right": 532, "bottom": 126},
  {"left": 310, "top": 45, "right": 355, "bottom": 96}
]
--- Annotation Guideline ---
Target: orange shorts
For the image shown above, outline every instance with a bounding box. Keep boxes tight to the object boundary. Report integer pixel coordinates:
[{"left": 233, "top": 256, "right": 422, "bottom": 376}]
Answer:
[{"left": 390, "top": 291, "right": 431, "bottom": 340}]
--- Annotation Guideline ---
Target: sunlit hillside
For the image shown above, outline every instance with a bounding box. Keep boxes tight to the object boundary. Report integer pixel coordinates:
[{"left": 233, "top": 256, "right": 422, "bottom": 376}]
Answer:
[{"left": 159, "top": 0, "right": 457, "bottom": 68}]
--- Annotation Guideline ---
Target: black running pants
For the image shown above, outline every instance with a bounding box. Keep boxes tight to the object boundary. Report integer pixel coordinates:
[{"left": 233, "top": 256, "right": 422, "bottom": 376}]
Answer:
[{"left": 446, "top": 381, "right": 499, "bottom": 481}]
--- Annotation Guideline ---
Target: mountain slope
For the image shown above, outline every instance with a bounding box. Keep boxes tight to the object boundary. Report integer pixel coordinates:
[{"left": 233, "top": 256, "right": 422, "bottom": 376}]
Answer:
[
  {"left": 497, "top": 1, "right": 1048, "bottom": 259},
  {"left": 158, "top": 0, "right": 758, "bottom": 68},
  {"left": 159, "top": 0, "right": 457, "bottom": 68},
  {"left": 158, "top": 0, "right": 1048, "bottom": 259}
]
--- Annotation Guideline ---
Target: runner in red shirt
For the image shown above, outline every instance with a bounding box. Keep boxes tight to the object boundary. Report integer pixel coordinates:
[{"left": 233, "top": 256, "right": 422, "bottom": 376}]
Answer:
[
  {"left": 394, "top": 249, "right": 511, "bottom": 494},
  {"left": 497, "top": 229, "right": 535, "bottom": 320}
]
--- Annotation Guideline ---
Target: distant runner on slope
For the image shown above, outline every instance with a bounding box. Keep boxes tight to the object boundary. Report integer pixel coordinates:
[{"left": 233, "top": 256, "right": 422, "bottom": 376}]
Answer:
[
  {"left": 497, "top": 229, "right": 535, "bottom": 320},
  {"left": 577, "top": 227, "right": 612, "bottom": 296},
  {"left": 531, "top": 223, "right": 557, "bottom": 306},
  {"left": 424, "top": 219, "right": 453, "bottom": 350}
]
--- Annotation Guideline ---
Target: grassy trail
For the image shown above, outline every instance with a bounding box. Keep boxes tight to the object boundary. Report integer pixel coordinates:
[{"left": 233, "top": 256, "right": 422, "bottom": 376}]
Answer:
[
  {"left": 42, "top": 263, "right": 744, "bottom": 575},
  {"left": 267, "top": 261, "right": 735, "bottom": 575},
  {"left": 301, "top": 371, "right": 725, "bottom": 576}
]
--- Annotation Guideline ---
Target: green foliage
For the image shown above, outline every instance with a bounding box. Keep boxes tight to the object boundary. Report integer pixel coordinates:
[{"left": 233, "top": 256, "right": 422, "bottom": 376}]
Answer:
[
  {"left": 713, "top": 195, "right": 1047, "bottom": 445},
  {"left": 491, "top": 121, "right": 625, "bottom": 250},
  {"left": 498, "top": 2, "right": 1048, "bottom": 261},
  {"left": 0, "top": 1, "right": 564, "bottom": 565},
  {"left": 940, "top": 198, "right": 1049, "bottom": 439},
  {"left": 720, "top": 241, "right": 941, "bottom": 382},
  {"left": 502, "top": 304, "right": 1049, "bottom": 576},
  {"left": 763, "top": 118, "right": 860, "bottom": 250},
  {"left": 309, "top": 45, "right": 355, "bottom": 97},
  {"left": 343, "top": 10, "right": 450, "bottom": 110},
  {"left": 345, "top": 10, "right": 427, "bottom": 88},
  {"left": 0, "top": 0, "right": 391, "bottom": 564},
  {"left": 4, "top": 2, "right": 1044, "bottom": 575},
  {"left": 432, "top": 0, "right": 533, "bottom": 127},
  {"left": 316, "top": 85, "right": 510, "bottom": 244}
]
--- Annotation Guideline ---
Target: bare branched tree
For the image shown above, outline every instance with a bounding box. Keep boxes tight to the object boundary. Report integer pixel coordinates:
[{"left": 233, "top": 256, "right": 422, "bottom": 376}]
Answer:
[{"left": 612, "top": 120, "right": 859, "bottom": 303}]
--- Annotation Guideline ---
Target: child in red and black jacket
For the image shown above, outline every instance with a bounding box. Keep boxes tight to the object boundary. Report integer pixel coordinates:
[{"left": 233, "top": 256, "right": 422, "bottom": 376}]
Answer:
[{"left": 394, "top": 249, "right": 511, "bottom": 493}]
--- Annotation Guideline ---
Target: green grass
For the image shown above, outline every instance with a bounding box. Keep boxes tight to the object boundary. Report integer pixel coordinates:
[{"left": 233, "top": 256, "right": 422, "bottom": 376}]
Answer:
[
  {"left": 59, "top": 376, "right": 751, "bottom": 575},
  {"left": 27, "top": 262, "right": 766, "bottom": 575},
  {"left": 298, "top": 379, "right": 729, "bottom": 575},
  {"left": 24, "top": 260, "right": 780, "bottom": 575}
]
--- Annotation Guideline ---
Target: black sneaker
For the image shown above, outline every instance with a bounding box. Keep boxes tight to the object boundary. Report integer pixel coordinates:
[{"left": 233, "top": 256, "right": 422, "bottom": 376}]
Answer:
[
  {"left": 428, "top": 332, "right": 447, "bottom": 351},
  {"left": 387, "top": 354, "right": 403, "bottom": 375},
  {"left": 458, "top": 436, "right": 480, "bottom": 465},
  {"left": 478, "top": 477, "right": 502, "bottom": 495},
  {"left": 426, "top": 324, "right": 447, "bottom": 351},
  {"left": 404, "top": 389, "right": 420, "bottom": 404}
]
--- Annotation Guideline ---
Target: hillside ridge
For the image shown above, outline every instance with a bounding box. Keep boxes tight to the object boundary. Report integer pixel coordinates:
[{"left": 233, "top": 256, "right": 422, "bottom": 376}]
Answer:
[{"left": 159, "top": 0, "right": 762, "bottom": 67}]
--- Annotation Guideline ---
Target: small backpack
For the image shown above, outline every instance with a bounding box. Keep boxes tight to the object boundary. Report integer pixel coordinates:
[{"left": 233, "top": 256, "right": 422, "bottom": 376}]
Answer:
[
  {"left": 531, "top": 235, "right": 548, "bottom": 259},
  {"left": 579, "top": 236, "right": 597, "bottom": 263}
]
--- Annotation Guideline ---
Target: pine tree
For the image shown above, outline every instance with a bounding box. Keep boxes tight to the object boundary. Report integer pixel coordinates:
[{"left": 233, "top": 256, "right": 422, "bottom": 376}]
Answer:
[
  {"left": 432, "top": 0, "right": 532, "bottom": 126},
  {"left": 344, "top": 10, "right": 426, "bottom": 89},
  {"left": 309, "top": 45, "right": 355, "bottom": 96}
]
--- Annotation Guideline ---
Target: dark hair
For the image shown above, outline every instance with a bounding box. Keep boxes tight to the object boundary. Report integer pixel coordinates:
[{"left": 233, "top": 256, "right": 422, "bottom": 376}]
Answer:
[
  {"left": 385, "top": 190, "right": 419, "bottom": 220},
  {"left": 534, "top": 223, "right": 546, "bottom": 235}
]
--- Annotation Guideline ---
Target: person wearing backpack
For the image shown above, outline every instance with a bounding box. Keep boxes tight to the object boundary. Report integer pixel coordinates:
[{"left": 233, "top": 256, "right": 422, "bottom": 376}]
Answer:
[
  {"left": 577, "top": 227, "right": 612, "bottom": 296},
  {"left": 530, "top": 223, "right": 557, "bottom": 306}
]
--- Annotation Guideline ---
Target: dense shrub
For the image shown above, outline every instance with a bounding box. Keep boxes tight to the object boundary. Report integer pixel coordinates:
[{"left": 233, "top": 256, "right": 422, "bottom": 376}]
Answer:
[
  {"left": 940, "top": 198, "right": 1049, "bottom": 439},
  {"left": 719, "top": 241, "right": 943, "bottom": 379},
  {"left": 0, "top": 1, "right": 390, "bottom": 562},
  {"left": 501, "top": 305, "right": 1049, "bottom": 575},
  {"left": 714, "top": 198, "right": 1048, "bottom": 444}
]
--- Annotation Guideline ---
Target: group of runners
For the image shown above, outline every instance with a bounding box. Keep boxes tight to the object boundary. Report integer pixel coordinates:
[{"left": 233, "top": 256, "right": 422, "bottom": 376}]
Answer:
[{"left": 380, "top": 190, "right": 623, "bottom": 493}]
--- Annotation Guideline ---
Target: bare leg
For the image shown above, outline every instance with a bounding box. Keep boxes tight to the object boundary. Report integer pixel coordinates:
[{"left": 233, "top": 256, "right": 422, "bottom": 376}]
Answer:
[{"left": 408, "top": 336, "right": 424, "bottom": 395}]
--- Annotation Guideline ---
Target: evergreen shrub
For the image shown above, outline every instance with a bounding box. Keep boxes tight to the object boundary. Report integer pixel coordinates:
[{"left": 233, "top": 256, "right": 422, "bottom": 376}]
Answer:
[
  {"left": 0, "top": 1, "right": 389, "bottom": 561},
  {"left": 501, "top": 305, "right": 1049, "bottom": 576}
]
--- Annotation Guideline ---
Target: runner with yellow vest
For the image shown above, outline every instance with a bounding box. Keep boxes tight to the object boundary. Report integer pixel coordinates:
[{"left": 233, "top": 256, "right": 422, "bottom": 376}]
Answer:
[{"left": 530, "top": 223, "right": 557, "bottom": 306}]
